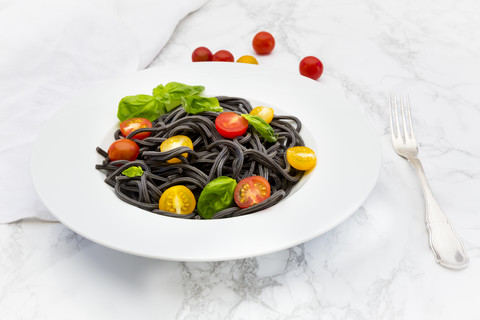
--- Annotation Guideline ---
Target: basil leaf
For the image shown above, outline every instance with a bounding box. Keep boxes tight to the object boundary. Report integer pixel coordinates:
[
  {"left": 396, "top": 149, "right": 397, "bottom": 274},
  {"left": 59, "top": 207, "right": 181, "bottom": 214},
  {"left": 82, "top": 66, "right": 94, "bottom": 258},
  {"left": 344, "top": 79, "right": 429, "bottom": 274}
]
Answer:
[
  {"left": 117, "top": 94, "right": 166, "bottom": 122},
  {"left": 122, "top": 166, "right": 144, "bottom": 177},
  {"left": 241, "top": 114, "right": 277, "bottom": 143},
  {"left": 153, "top": 82, "right": 205, "bottom": 112},
  {"left": 197, "top": 176, "right": 237, "bottom": 219},
  {"left": 182, "top": 96, "right": 223, "bottom": 114}
]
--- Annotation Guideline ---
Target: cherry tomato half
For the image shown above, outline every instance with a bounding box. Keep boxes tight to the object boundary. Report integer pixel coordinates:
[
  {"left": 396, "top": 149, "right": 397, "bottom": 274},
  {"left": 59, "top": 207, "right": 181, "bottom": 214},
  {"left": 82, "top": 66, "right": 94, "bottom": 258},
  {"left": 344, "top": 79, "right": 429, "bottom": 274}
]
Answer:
[
  {"left": 299, "top": 56, "right": 324, "bottom": 80},
  {"left": 234, "top": 176, "right": 271, "bottom": 208},
  {"left": 286, "top": 146, "right": 316, "bottom": 170},
  {"left": 215, "top": 112, "right": 249, "bottom": 139},
  {"left": 108, "top": 139, "right": 140, "bottom": 162},
  {"left": 120, "top": 117, "right": 152, "bottom": 140},
  {"left": 192, "top": 46, "right": 213, "bottom": 62},
  {"left": 212, "top": 50, "right": 234, "bottom": 62},
  {"left": 159, "top": 185, "right": 196, "bottom": 215},
  {"left": 236, "top": 55, "right": 258, "bottom": 64},
  {"left": 249, "top": 106, "right": 274, "bottom": 124},
  {"left": 160, "top": 135, "right": 193, "bottom": 164},
  {"left": 252, "top": 31, "right": 275, "bottom": 55}
]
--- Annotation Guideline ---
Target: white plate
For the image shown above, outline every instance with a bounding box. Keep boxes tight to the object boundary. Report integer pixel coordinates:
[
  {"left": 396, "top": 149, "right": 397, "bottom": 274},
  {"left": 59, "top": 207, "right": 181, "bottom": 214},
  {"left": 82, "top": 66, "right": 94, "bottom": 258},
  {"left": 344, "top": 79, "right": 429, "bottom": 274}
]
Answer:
[{"left": 31, "top": 63, "right": 381, "bottom": 261}]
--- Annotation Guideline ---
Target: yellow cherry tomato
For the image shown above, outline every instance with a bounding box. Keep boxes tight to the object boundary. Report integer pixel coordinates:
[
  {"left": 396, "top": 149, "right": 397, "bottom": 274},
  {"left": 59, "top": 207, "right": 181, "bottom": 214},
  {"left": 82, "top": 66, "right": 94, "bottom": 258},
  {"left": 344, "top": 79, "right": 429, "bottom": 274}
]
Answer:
[
  {"left": 160, "top": 135, "right": 193, "bottom": 163},
  {"left": 236, "top": 55, "right": 259, "bottom": 64},
  {"left": 159, "top": 185, "right": 196, "bottom": 215},
  {"left": 250, "top": 106, "right": 274, "bottom": 124},
  {"left": 286, "top": 146, "right": 316, "bottom": 171}
]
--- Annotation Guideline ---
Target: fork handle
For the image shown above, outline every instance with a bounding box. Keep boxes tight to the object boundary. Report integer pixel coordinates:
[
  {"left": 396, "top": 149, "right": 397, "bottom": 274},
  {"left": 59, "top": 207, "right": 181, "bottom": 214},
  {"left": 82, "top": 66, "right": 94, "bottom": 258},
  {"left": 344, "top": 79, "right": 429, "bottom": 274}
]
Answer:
[{"left": 408, "top": 157, "right": 469, "bottom": 269}]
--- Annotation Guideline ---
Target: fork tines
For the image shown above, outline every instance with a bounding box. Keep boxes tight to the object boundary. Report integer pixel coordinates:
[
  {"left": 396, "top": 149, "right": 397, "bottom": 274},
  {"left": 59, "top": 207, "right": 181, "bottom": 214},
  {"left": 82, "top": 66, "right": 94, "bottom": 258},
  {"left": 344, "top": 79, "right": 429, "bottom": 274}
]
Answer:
[{"left": 389, "top": 94, "right": 415, "bottom": 143}]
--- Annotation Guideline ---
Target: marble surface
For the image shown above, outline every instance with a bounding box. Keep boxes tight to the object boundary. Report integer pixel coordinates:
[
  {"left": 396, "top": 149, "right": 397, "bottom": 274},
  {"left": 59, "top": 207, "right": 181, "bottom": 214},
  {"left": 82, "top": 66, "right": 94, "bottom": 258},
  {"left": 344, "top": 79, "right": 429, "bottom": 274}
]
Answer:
[{"left": 2, "top": 0, "right": 480, "bottom": 319}]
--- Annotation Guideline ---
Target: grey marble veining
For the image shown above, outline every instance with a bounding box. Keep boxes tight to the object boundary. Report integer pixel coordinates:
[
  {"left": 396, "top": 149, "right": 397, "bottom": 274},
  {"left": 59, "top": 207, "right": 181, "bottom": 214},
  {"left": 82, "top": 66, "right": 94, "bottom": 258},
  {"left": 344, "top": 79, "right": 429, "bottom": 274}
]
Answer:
[{"left": 1, "top": 0, "right": 480, "bottom": 319}]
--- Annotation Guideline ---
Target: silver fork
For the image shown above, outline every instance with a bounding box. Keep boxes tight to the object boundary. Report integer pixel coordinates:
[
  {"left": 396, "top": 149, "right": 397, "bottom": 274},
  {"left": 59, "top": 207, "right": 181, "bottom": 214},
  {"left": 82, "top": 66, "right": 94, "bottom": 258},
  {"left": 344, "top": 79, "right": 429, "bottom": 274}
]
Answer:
[{"left": 389, "top": 95, "right": 469, "bottom": 269}]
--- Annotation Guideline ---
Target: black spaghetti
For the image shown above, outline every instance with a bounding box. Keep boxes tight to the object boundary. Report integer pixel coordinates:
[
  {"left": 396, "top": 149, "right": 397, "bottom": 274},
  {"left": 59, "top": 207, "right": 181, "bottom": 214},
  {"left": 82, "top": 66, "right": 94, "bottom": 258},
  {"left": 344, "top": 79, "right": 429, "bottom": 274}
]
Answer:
[{"left": 95, "top": 97, "right": 305, "bottom": 219}]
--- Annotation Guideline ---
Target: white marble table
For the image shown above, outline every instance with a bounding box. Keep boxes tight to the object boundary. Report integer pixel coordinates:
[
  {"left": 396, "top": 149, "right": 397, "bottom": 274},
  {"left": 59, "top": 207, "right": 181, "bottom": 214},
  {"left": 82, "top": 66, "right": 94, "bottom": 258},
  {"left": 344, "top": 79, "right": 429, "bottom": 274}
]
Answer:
[{"left": 1, "top": 0, "right": 479, "bottom": 319}]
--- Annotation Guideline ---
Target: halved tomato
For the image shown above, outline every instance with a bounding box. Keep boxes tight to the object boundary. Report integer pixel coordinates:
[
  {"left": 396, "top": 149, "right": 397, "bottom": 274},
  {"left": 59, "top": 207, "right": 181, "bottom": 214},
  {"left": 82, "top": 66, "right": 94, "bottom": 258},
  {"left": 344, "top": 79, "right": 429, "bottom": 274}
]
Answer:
[
  {"left": 159, "top": 185, "right": 196, "bottom": 215},
  {"left": 160, "top": 135, "right": 193, "bottom": 163},
  {"left": 120, "top": 117, "right": 152, "bottom": 140},
  {"left": 215, "top": 112, "right": 249, "bottom": 139},
  {"left": 234, "top": 176, "right": 271, "bottom": 208},
  {"left": 286, "top": 146, "right": 316, "bottom": 170},
  {"left": 249, "top": 106, "right": 274, "bottom": 124},
  {"left": 108, "top": 139, "right": 140, "bottom": 162}
]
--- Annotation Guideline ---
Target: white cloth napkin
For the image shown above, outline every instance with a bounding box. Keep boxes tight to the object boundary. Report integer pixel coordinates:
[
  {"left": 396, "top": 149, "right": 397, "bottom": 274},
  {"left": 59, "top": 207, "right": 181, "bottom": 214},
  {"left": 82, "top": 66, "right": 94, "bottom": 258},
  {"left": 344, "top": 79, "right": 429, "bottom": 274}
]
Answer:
[{"left": 0, "top": 0, "right": 206, "bottom": 223}]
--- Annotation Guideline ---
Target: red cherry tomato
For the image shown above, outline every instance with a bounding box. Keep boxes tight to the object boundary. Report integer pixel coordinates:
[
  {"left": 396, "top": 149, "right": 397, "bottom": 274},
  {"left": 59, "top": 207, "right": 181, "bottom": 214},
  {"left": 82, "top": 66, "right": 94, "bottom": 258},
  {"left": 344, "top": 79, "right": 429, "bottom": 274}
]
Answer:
[
  {"left": 234, "top": 176, "right": 271, "bottom": 208},
  {"left": 252, "top": 31, "right": 275, "bottom": 55},
  {"left": 215, "top": 112, "right": 249, "bottom": 139},
  {"left": 108, "top": 139, "right": 140, "bottom": 162},
  {"left": 120, "top": 117, "right": 152, "bottom": 140},
  {"left": 192, "top": 46, "right": 213, "bottom": 62},
  {"left": 299, "top": 56, "right": 324, "bottom": 80},
  {"left": 212, "top": 50, "right": 234, "bottom": 62}
]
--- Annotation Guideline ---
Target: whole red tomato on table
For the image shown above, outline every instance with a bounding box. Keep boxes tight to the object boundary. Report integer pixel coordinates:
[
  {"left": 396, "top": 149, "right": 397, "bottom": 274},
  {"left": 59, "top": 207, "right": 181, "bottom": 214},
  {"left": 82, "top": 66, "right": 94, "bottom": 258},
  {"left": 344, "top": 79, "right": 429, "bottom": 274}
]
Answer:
[
  {"left": 252, "top": 31, "right": 275, "bottom": 55},
  {"left": 192, "top": 47, "right": 213, "bottom": 62},
  {"left": 299, "top": 56, "right": 324, "bottom": 80},
  {"left": 212, "top": 50, "right": 234, "bottom": 62}
]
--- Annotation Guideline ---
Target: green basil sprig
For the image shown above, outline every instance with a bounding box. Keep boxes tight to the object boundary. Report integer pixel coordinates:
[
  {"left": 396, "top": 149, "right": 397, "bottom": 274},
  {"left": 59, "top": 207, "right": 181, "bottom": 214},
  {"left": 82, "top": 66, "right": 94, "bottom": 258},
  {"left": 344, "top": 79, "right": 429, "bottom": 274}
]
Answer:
[
  {"left": 117, "top": 82, "right": 221, "bottom": 122},
  {"left": 153, "top": 82, "right": 205, "bottom": 112},
  {"left": 197, "top": 176, "right": 237, "bottom": 219},
  {"left": 182, "top": 96, "right": 223, "bottom": 114},
  {"left": 117, "top": 95, "right": 166, "bottom": 122},
  {"left": 122, "top": 166, "right": 144, "bottom": 177},
  {"left": 241, "top": 114, "right": 277, "bottom": 143}
]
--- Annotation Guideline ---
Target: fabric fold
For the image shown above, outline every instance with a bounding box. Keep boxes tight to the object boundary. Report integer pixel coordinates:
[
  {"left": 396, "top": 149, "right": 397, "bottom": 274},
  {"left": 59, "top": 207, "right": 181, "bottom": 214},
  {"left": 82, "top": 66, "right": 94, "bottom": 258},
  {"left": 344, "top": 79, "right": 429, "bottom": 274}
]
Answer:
[{"left": 0, "top": 0, "right": 206, "bottom": 223}]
